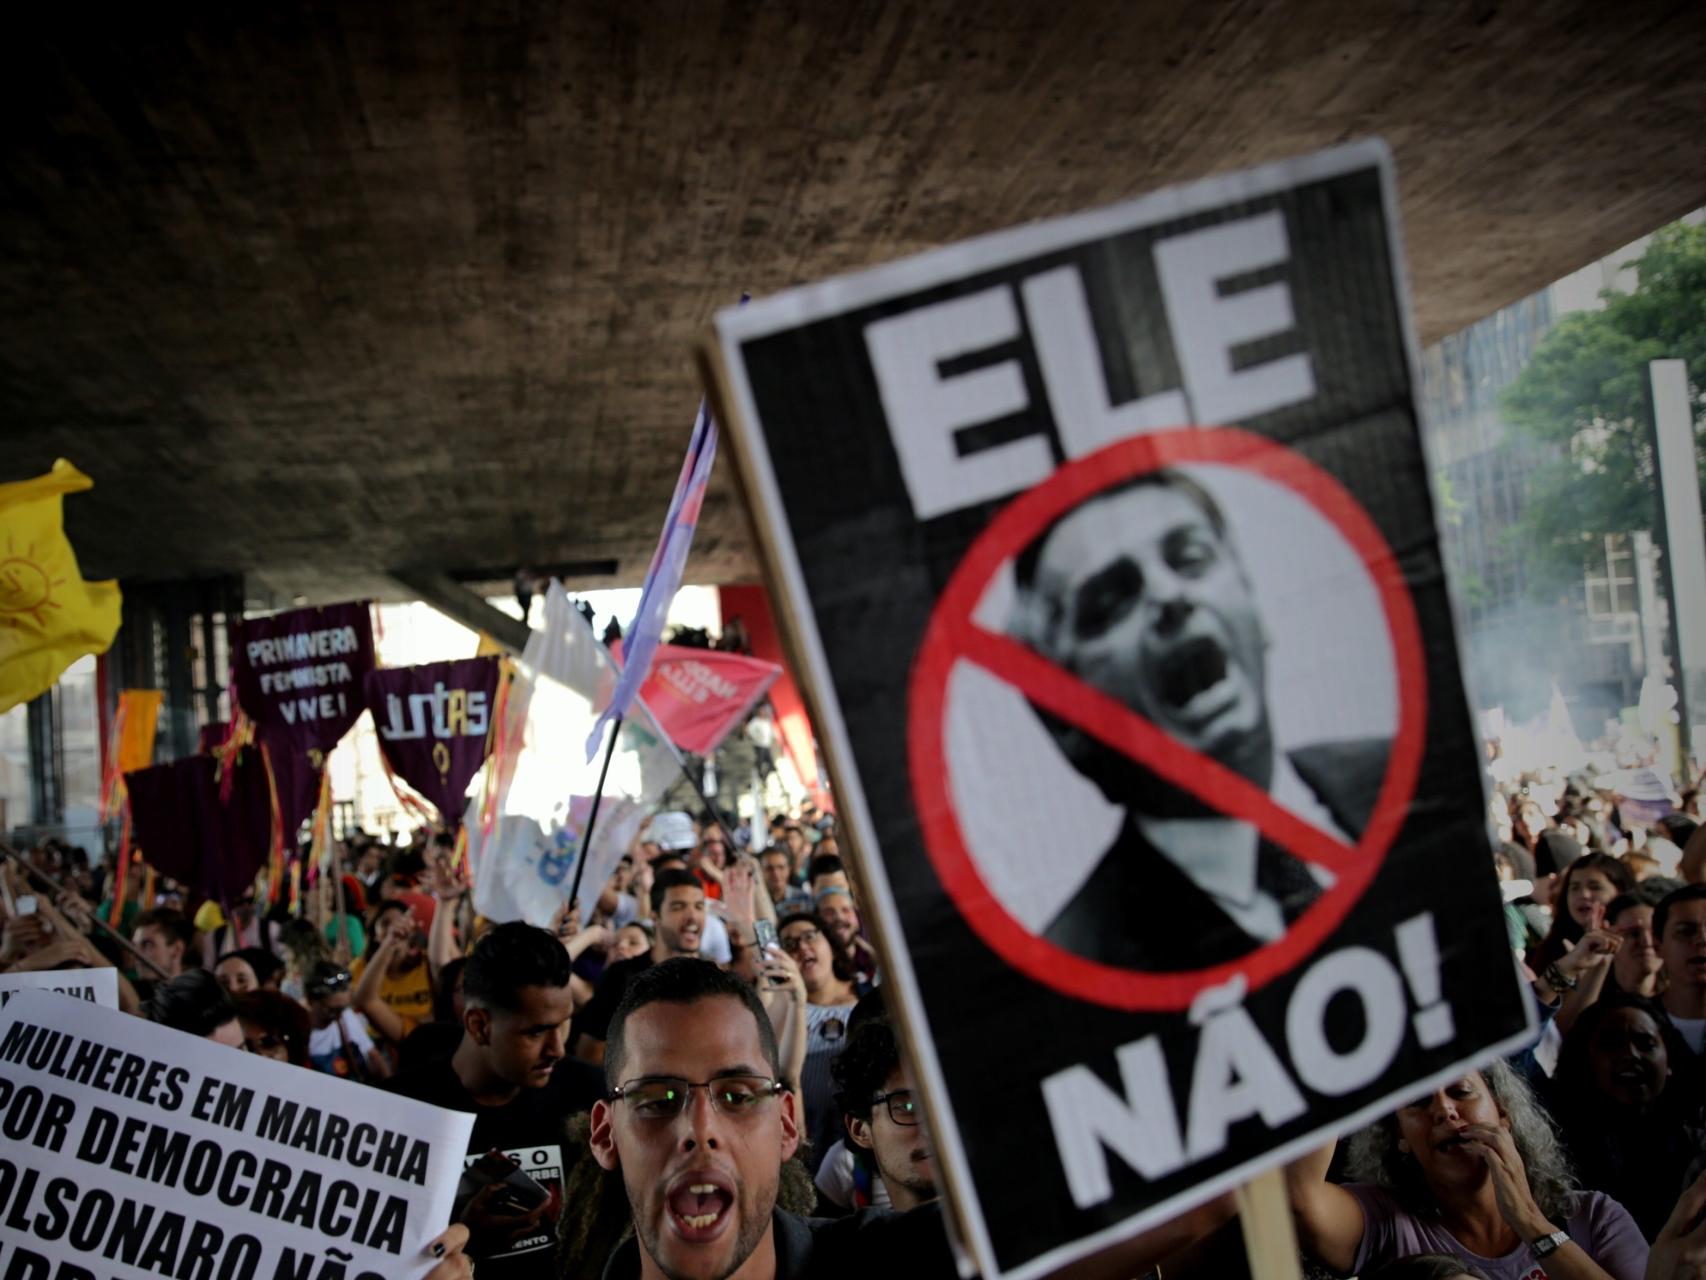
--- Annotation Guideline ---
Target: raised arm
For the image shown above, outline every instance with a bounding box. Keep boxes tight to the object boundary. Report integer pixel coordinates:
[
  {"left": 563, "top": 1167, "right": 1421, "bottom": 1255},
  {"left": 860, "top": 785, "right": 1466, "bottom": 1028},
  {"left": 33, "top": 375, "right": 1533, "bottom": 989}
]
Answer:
[
  {"left": 1283, "top": 1141, "right": 1365, "bottom": 1273},
  {"left": 351, "top": 932, "right": 410, "bottom": 1044},
  {"left": 426, "top": 861, "right": 469, "bottom": 979}
]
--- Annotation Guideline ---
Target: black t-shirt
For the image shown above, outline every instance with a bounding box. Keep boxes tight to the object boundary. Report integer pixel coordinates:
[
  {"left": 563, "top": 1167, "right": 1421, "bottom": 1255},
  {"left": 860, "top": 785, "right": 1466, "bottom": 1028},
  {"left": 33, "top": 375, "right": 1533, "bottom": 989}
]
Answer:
[
  {"left": 396, "top": 1019, "right": 462, "bottom": 1075},
  {"left": 575, "top": 951, "right": 654, "bottom": 1047},
  {"left": 388, "top": 1055, "right": 605, "bottom": 1280},
  {"left": 600, "top": 1205, "right": 959, "bottom": 1279}
]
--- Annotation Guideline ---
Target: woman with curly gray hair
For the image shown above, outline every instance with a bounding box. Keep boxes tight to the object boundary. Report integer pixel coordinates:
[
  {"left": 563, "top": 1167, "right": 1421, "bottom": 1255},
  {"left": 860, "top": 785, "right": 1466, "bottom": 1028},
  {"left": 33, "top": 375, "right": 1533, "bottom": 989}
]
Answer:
[{"left": 1284, "top": 1059, "right": 1647, "bottom": 1279}]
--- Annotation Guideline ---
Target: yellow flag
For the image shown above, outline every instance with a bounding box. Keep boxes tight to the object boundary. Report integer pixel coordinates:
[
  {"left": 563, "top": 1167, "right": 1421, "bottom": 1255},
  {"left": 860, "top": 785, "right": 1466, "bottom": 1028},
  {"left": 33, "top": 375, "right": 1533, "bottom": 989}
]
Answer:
[{"left": 0, "top": 459, "right": 123, "bottom": 714}]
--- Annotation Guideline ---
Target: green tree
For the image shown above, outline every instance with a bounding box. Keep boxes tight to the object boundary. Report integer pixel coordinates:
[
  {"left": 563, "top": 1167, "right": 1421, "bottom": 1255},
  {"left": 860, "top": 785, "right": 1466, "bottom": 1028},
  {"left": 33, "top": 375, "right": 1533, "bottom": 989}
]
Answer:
[{"left": 1501, "top": 222, "right": 1706, "bottom": 591}]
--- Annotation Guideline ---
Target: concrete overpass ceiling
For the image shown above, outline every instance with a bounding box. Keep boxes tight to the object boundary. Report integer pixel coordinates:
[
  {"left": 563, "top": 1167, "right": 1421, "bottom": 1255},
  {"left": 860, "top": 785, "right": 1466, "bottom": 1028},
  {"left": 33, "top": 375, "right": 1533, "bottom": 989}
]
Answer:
[{"left": 2, "top": 2, "right": 1703, "bottom": 602}]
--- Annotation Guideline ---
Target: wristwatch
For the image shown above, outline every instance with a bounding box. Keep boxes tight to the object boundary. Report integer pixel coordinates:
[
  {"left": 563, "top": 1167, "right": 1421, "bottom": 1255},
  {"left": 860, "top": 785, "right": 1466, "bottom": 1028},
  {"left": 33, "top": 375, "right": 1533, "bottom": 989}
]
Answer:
[{"left": 1530, "top": 1229, "right": 1569, "bottom": 1259}]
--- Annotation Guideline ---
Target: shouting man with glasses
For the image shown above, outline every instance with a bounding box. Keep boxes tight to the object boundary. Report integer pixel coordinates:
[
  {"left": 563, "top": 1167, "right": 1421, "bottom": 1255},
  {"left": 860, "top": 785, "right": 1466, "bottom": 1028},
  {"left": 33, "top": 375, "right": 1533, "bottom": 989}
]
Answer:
[
  {"left": 589, "top": 957, "right": 956, "bottom": 1280},
  {"left": 418, "top": 958, "right": 1240, "bottom": 1280}
]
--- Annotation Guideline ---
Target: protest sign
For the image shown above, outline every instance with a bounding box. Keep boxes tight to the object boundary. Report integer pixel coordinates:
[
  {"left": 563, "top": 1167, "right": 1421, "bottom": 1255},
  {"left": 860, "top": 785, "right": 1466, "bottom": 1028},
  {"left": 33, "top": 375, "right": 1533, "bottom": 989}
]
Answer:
[
  {"left": 0, "top": 990, "right": 472, "bottom": 1280},
  {"left": 0, "top": 967, "right": 118, "bottom": 1010},
  {"left": 233, "top": 602, "right": 374, "bottom": 746},
  {"left": 232, "top": 602, "right": 375, "bottom": 835},
  {"left": 635, "top": 644, "right": 781, "bottom": 756},
  {"left": 708, "top": 140, "right": 1533, "bottom": 1279},
  {"left": 467, "top": 583, "right": 685, "bottom": 926},
  {"left": 366, "top": 656, "right": 500, "bottom": 822}
]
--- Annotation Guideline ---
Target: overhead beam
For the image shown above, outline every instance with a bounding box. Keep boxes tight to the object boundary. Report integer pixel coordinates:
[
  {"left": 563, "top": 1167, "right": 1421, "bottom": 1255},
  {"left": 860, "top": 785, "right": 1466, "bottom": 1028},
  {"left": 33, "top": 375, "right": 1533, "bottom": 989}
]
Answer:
[{"left": 387, "top": 571, "right": 531, "bottom": 655}]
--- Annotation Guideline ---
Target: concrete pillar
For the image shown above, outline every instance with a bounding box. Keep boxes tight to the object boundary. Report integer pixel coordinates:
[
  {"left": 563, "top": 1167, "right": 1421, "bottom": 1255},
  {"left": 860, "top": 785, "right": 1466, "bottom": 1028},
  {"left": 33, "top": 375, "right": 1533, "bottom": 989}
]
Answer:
[{"left": 1649, "top": 359, "right": 1706, "bottom": 770}]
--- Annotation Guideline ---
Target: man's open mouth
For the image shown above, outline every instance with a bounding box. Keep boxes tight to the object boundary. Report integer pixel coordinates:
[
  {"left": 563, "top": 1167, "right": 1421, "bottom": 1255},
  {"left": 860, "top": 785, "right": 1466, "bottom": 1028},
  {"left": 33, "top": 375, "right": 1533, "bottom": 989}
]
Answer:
[
  {"left": 666, "top": 1174, "right": 734, "bottom": 1241},
  {"left": 1156, "top": 637, "right": 1229, "bottom": 711}
]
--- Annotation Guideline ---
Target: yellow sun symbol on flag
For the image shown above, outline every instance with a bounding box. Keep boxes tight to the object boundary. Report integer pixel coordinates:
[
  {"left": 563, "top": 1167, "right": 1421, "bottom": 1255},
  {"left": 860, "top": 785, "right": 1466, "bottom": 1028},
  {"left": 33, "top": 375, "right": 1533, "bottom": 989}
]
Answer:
[{"left": 0, "top": 534, "right": 68, "bottom": 628}]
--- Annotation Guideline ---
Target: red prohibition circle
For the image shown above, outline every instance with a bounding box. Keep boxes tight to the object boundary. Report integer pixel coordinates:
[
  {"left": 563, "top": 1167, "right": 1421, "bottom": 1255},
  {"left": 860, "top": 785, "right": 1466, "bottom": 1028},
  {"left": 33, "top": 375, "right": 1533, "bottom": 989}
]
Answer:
[{"left": 907, "top": 427, "right": 1428, "bottom": 1012}]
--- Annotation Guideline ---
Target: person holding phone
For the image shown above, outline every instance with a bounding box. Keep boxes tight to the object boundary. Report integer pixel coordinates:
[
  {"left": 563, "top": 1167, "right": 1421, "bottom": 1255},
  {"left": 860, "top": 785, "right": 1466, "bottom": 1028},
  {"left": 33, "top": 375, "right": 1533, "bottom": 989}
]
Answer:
[{"left": 388, "top": 921, "right": 603, "bottom": 1280}]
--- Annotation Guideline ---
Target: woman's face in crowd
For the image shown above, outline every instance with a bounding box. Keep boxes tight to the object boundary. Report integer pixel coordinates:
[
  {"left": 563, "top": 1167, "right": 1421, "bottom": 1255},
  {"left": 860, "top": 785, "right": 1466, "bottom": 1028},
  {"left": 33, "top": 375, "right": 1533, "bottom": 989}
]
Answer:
[
  {"left": 240, "top": 1018, "right": 292, "bottom": 1063},
  {"left": 214, "top": 955, "right": 258, "bottom": 995},
  {"left": 1611, "top": 903, "right": 1661, "bottom": 992},
  {"left": 1587, "top": 1007, "right": 1668, "bottom": 1108},
  {"left": 208, "top": 1018, "right": 246, "bottom": 1050},
  {"left": 612, "top": 925, "right": 650, "bottom": 963},
  {"left": 1567, "top": 868, "right": 1619, "bottom": 928},
  {"left": 1394, "top": 1072, "right": 1505, "bottom": 1189},
  {"left": 780, "top": 920, "right": 833, "bottom": 990}
]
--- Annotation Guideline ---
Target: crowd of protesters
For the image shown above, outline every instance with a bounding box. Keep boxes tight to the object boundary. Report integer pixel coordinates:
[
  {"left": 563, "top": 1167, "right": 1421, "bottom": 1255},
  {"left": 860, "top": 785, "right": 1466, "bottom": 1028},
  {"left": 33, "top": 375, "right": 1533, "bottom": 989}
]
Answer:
[{"left": 7, "top": 755, "right": 1706, "bottom": 1279}]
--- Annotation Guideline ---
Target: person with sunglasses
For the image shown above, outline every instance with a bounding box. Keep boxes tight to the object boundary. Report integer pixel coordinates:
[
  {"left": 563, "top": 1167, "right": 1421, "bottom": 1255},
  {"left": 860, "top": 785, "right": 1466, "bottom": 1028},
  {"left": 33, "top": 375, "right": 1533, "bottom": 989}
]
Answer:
[{"left": 304, "top": 958, "right": 391, "bottom": 1082}]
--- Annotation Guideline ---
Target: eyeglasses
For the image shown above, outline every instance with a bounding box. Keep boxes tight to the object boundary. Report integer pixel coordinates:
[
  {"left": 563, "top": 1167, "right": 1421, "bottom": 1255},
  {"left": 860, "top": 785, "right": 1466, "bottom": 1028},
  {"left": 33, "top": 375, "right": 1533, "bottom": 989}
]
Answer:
[
  {"left": 780, "top": 928, "right": 821, "bottom": 954},
  {"left": 609, "top": 1074, "right": 784, "bottom": 1120},
  {"left": 872, "top": 1089, "right": 920, "bottom": 1126},
  {"left": 308, "top": 970, "right": 351, "bottom": 996}
]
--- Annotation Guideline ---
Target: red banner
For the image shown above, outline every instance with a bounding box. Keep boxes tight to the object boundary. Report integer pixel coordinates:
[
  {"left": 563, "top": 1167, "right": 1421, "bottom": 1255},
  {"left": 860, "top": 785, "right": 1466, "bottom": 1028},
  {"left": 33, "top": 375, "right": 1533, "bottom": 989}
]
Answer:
[
  {"left": 719, "top": 585, "right": 826, "bottom": 803},
  {"left": 637, "top": 645, "right": 781, "bottom": 756}
]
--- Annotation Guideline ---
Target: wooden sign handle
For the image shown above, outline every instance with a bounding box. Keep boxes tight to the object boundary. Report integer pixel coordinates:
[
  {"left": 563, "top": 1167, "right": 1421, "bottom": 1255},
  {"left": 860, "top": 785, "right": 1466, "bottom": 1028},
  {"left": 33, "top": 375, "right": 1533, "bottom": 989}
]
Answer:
[{"left": 1235, "top": 1168, "right": 1303, "bottom": 1280}]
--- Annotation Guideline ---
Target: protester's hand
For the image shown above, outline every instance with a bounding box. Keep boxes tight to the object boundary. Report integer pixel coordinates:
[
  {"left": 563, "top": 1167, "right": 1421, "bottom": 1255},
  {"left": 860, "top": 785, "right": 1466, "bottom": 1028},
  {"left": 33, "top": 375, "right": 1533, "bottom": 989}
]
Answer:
[
  {"left": 1649, "top": 1167, "right": 1706, "bottom": 1280},
  {"left": 550, "top": 900, "right": 580, "bottom": 940},
  {"left": 424, "top": 1223, "right": 474, "bottom": 1280},
  {"left": 724, "top": 857, "right": 757, "bottom": 926},
  {"left": 461, "top": 1179, "right": 553, "bottom": 1251},
  {"left": 427, "top": 859, "right": 469, "bottom": 902},
  {"left": 576, "top": 923, "right": 612, "bottom": 952},
  {"left": 0, "top": 914, "right": 51, "bottom": 968},
  {"left": 758, "top": 945, "right": 805, "bottom": 999},
  {"left": 1461, "top": 1123, "right": 1552, "bottom": 1240},
  {"left": 1557, "top": 929, "right": 1621, "bottom": 979},
  {"left": 55, "top": 891, "right": 94, "bottom": 934},
  {"left": 9, "top": 937, "right": 104, "bottom": 973},
  {"left": 632, "top": 860, "right": 654, "bottom": 898}
]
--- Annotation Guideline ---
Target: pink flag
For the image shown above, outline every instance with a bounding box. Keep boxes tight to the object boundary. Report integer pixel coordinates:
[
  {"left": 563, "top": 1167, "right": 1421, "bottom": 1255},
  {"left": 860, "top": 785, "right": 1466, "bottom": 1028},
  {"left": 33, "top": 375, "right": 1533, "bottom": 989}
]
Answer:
[{"left": 638, "top": 645, "right": 782, "bottom": 756}]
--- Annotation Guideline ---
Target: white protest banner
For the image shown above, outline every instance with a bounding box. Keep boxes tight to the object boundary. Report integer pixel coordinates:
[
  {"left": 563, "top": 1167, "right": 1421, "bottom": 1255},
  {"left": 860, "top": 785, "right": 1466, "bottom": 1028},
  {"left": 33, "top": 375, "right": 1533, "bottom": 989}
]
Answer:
[
  {"left": 0, "top": 990, "right": 473, "bottom": 1280},
  {"left": 468, "top": 581, "right": 685, "bottom": 925},
  {"left": 707, "top": 139, "right": 1533, "bottom": 1279},
  {"left": 0, "top": 967, "right": 118, "bottom": 1010}
]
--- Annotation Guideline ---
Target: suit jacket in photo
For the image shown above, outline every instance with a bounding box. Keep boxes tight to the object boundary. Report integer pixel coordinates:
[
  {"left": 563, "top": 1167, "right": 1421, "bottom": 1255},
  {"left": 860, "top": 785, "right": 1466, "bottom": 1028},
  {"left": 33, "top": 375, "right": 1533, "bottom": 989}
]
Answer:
[{"left": 1043, "top": 738, "right": 1390, "bottom": 971}]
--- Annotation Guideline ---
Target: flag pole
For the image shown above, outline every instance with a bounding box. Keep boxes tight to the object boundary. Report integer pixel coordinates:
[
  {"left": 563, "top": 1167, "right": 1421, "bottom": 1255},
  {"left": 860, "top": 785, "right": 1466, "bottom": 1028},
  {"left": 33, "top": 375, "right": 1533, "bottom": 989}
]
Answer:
[{"left": 566, "top": 715, "right": 623, "bottom": 914}]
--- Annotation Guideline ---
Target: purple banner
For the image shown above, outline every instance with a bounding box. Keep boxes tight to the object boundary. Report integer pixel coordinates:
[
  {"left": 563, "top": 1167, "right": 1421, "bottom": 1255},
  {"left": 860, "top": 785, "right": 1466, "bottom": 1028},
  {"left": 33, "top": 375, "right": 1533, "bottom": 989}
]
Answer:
[
  {"left": 125, "top": 746, "right": 273, "bottom": 903},
  {"left": 231, "top": 601, "right": 374, "bottom": 753},
  {"left": 365, "top": 656, "right": 500, "bottom": 823}
]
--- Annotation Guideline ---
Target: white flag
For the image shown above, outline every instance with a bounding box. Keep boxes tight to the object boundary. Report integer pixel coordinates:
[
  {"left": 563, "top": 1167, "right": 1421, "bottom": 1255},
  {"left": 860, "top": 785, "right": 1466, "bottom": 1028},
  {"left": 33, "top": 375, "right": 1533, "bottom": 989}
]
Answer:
[{"left": 467, "top": 582, "right": 684, "bottom": 926}]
